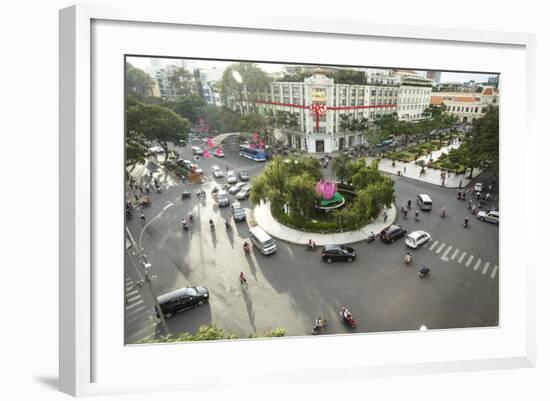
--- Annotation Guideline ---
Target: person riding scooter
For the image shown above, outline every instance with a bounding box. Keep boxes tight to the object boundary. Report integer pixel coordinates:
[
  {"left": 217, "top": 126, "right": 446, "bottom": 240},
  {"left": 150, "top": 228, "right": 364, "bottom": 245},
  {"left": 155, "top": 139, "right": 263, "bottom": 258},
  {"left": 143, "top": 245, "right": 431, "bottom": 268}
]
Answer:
[
  {"left": 307, "top": 239, "right": 316, "bottom": 250},
  {"left": 243, "top": 241, "right": 251, "bottom": 254},
  {"left": 405, "top": 252, "right": 412, "bottom": 264},
  {"left": 440, "top": 207, "right": 447, "bottom": 218},
  {"left": 311, "top": 317, "right": 327, "bottom": 335},
  {"left": 181, "top": 218, "right": 189, "bottom": 231},
  {"left": 419, "top": 265, "right": 431, "bottom": 278}
]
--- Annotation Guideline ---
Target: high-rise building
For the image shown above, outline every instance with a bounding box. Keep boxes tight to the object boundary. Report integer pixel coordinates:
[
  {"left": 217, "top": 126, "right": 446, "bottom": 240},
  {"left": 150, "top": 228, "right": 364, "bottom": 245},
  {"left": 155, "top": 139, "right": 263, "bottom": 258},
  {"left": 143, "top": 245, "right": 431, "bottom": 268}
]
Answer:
[{"left": 426, "top": 71, "right": 441, "bottom": 84}]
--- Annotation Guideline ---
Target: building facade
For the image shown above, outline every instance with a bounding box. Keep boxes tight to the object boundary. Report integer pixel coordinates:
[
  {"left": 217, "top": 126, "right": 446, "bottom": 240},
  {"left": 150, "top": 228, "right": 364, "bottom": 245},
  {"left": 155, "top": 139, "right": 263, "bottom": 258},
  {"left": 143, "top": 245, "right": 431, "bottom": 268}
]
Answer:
[
  {"left": 254, "top": 71, "right": 400, "bottom": 153},
  {"left": 430, "top": 86, "right": 499, "bottom": 123},
  {"left": 395, "top": 70, "right": 433, "bottom": 121}
]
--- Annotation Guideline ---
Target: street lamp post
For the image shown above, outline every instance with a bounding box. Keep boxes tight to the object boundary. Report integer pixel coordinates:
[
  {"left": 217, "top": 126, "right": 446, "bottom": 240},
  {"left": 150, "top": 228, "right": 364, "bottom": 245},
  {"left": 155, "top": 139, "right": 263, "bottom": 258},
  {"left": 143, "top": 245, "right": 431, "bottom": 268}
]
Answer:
[{"left": 132, "top": 202, "right": 174, "bottom": 336}]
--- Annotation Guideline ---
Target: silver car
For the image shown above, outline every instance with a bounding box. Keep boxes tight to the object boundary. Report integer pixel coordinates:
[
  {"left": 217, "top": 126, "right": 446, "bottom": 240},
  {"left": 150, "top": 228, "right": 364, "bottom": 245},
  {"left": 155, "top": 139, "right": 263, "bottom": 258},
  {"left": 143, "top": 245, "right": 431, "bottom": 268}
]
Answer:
[
  {"left": 477, "top": 210, "right": 499, "bottom": 224},
  {"left": 226, "top": 171, "right": 237, "bottom": 184}
]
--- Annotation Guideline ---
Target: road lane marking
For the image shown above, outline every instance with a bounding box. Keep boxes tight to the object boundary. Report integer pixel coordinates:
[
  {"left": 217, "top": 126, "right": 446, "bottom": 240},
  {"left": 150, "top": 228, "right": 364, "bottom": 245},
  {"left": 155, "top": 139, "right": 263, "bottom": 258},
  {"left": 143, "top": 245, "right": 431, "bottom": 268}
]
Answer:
[
  {"left": 482, "top": 262, "right": 491, "bottom": 275},
  {"left": 126, "top": 299, "right": 144, "bottom": 310},
  {"left": 126, "top": 305, "right": 146, "bottom": 317},
  {"left": 458, "top": 252, "right": 467, "bottom": 263},
  {"left": 473, "top": 259, "right": 482, "bottom": 271},
  {"left": 491, "top": 265, "right": 499, "bottom": 279},
  {"left": 441, "top": 246, "right": 453, "bottom": 261},
  {"left": 451, "top": 249, "right": 460, "bottom": 260},
  {"left": 126, "top": 295, "right": 141, "bottom": 303},
  {"left": 126, "top": 290, "right": 138, "bottom": 297},
  {"left": 429, "top": 240, "right": 439, "bottom": 251},
  {"left": 466, "top": 255, "right": 474, "bottom": 267},
  {"left": 436, "top": 243, "right": 446, "bottom": 254}
]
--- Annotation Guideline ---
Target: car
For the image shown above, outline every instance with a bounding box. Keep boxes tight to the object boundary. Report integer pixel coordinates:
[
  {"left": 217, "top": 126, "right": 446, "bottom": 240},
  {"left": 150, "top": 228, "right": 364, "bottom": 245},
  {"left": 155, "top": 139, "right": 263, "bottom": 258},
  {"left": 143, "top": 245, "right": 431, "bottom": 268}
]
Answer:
[
  {"left": 477, "top": 210, "right": 499, "bottom": 224},
  {"left": 216, "top": 190, "right": 229, "bottom": 207},
  {"left": 211, "top": 165, "right": 224, "bottom": 178},
  {"left": 156, "top": 286, "right": 209, "bottom": 319},
  {"left": 474, "top": 182, "right": 483, "bottom": 193},
  {"left": 229, "top": 182, "right": 247, "bottom": 194},
  {"left": 190, "top": 163, "right": 203, "bottom": 175},
  {"left": 321, "top": 245, "right": 356, "bottom": 263},
  {"left": 238, "top": 170, "right": 250, "bottom": 181},
  {"left": 226, "top": 171, "right": 237, "bottom": 184},
  {"left": 236, "top": 185, "right": 251, "bottom": 200},
  {"left": 380, "top": 225, "right": 407, "bottom": 243},
  {"left": 192, "top": 146, "right": 203, "bottom": 155},
  {"left": 147, "top": 145, "right": 164, "bottom": 154},
  {"left": 177, "top": 138, "right": 187, "bottom": 146},
  {"left": 231, "top": 202, "right": 246, "bottom": 222},
  {"left": 405, "top": 230, "right": 432, "bottom": 249},
  {"left": 177, "top": 159, "right": 192, "bottom": 168}
]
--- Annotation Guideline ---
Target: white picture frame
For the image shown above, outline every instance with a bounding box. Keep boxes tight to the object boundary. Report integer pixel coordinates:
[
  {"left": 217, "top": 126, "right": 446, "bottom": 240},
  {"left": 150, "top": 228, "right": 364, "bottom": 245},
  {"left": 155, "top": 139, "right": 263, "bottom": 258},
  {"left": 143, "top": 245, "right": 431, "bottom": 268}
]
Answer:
[{"left": 59, "top": 4, "right": 536, "bottom": 397}]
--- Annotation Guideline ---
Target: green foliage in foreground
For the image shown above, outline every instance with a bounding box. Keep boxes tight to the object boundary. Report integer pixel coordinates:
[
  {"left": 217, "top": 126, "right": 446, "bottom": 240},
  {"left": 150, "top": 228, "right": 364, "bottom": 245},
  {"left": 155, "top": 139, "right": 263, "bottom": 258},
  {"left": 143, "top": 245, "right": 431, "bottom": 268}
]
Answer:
[{"left": 138, "top": 325, "right": 286, "bottom": 344}]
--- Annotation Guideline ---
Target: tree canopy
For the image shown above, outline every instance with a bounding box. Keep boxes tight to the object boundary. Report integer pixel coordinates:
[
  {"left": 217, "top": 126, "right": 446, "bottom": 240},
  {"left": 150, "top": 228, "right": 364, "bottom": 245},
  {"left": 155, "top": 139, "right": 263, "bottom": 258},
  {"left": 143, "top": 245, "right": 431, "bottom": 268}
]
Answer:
[{"left": 126, "top": 62, "right": 155, "bottom": 101}]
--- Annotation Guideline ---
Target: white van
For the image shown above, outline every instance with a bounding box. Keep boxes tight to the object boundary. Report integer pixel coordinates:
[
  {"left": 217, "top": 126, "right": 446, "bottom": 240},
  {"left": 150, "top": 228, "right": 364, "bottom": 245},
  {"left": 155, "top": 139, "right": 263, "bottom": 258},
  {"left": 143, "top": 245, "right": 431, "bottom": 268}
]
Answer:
[
  {"left": 416, "top": 194, "right": 433, "bottom": 211},
  {"left": 249, "top": 226, "right": 277, "bottom": 255}
]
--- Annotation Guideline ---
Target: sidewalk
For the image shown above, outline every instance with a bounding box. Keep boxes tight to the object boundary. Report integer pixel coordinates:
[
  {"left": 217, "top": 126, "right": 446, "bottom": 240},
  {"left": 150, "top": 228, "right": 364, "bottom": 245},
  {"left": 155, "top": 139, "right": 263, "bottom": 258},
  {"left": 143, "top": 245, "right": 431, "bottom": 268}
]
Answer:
[
  {"left": 252, "top": 202, "right": 397, "bottom": 246},
  {"left": 366, "top": 144, "right": 482, "bottom": 189}
]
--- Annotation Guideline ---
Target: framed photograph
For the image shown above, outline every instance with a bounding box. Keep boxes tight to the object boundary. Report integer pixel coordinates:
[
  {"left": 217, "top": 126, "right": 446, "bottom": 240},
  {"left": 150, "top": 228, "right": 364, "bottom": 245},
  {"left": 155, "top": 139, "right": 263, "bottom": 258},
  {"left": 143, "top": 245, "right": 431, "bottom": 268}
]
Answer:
[{"left": 60, "top": 4, "right": 536, "bottom": 397}]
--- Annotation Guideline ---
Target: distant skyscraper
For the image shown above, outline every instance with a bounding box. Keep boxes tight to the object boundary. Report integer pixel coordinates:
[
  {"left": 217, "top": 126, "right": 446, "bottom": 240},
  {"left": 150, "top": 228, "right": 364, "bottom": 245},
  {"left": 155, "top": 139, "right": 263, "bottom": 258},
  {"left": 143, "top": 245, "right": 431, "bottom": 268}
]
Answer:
[{"left": 426, "top": 71, "right": 441, "bottom": 84}]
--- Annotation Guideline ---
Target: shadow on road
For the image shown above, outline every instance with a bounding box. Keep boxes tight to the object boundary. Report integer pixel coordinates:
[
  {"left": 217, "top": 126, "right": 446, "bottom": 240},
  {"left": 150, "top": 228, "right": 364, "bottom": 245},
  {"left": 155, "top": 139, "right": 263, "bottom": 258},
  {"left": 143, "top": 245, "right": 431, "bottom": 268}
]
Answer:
[{"left": 242, "top": 288, "right": 256, "bottom": 333}]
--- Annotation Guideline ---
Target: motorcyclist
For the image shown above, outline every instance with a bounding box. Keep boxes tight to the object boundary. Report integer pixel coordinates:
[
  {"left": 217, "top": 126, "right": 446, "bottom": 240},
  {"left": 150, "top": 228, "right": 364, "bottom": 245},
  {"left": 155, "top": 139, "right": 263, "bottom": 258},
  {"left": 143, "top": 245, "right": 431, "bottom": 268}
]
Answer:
[
  {"left": 440, "top": 207, "right": 446, "bottom": 217},
  {"left": 464, "top": 217, "right": 469, "bottom": 228},
  {"left": 188, "top": 212, "right": 193, "bottom": 221},
  {"left": 414, "top": 210, "right": 419, "bottom": 221},
  {"left": 307, "top": 239, "right": 316, "bottom": 249},
  {"left": 209, "top": 218, "right": 215, "bottom": 229},
  {"left": 315, "top": 316, "right": 325, "bottom": 328},
  {"left": 224, "top": 218, "right": 230, "bottom": 228},
  {"left": 341, "top": 307, "right": 352, "bottom": 322},
  {"left": 181, "top": 218, "right": 188, "bottom": 228},
  {"left": 407, "top": 199, "right": 412, "bottom": 209},
  {"left": 419, "top": 265, "right": 431, "bottom": 277},
  {"left": 405, "top": 252, "right": 412, "bottom": 264},
  {"left": 243, "top": 241, "right": 251, "bottom": 253},
  {"left": 367, "top": 231, "right": 375, "bottom": 241}
]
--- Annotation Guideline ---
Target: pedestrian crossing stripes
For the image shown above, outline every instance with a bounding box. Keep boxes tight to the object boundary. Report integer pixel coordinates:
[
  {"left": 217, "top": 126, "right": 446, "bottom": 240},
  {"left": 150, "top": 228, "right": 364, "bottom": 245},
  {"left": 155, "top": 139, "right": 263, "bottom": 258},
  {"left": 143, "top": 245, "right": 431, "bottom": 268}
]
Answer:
[
  {"left": 451, "top": 249, "right": 460, "bottom": 260},
  {"left": 426, "top": 241, "right": 498, "bottom": 280},
  {"left": 473, "top": 259, "right": 482, "bottom": 271}
]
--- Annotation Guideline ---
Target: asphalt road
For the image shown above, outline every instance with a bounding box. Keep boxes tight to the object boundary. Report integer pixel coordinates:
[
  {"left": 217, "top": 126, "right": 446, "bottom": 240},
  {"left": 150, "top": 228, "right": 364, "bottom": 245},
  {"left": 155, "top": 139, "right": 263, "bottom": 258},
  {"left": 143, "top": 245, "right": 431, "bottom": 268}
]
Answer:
[{"left": 124, "top": 136, "right": 499, "bottom": 342}]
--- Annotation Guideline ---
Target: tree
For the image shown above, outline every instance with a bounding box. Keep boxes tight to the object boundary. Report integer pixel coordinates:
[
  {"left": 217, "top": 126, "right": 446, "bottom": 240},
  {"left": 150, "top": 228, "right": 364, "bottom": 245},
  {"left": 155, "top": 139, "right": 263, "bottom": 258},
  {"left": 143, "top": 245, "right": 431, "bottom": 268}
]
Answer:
[
  {"left": 167, "top": 66, "right": 195, "bottom": 98},
  {"left": 166, "top": 94, "right": 206, "bottom": 124},
  {"left": 220, "top": 63, "right": 270, "bottom": 111},
  {"left": 126, "top": 62, "right": 154, "bottom": 100},
  {"left": 331, "top": 154, "right": 353, "bottom": 183},
  {"left": 286, "top": 173, "right": 319, "bottom": 218},
  {"left": 126, "top": 101, "right": 189, "bottom": 162}
]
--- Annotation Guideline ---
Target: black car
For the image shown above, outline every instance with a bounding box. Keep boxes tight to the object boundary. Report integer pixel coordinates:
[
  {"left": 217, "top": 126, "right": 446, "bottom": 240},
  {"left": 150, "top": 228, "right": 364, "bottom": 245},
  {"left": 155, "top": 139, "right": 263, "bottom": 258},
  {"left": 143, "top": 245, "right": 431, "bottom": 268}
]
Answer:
[
  {"left": 156, "top": 286, "right": 209, "bottom": 319},
  {"left": 321, "top": 245, "right": 356, "bottom": 263},
  {"left": 380, "top": 225, "right": 407, "bottom": 243}
]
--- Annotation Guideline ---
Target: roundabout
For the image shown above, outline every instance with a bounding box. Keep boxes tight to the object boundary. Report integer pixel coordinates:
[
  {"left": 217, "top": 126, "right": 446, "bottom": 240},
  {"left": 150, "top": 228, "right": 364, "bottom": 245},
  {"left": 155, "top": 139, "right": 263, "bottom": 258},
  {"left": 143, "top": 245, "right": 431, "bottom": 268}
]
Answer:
[{"left": 253, "top": 201, "right": 397, "bottom": 246}]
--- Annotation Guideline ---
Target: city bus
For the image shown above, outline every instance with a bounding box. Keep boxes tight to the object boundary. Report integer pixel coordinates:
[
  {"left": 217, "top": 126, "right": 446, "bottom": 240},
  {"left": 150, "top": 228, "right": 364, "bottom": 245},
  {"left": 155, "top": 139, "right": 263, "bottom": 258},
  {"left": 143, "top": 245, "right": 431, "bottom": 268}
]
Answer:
[{"left": 239, "top": 144, "right": 266, "bottom": 161}]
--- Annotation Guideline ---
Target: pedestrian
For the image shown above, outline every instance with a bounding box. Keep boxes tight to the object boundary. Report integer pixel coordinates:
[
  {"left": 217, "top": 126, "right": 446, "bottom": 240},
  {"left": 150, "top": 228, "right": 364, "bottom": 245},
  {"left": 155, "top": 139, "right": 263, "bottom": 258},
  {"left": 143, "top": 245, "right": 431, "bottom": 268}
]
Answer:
[
  {"left": 488, "top": 184, "right": 493, "bottom": 193},
  {"left": 403, "top": 166, "right": 407, "bottom": 174},
  {"left": 383, "top": 211, "right": 388, "bottom": 222},
  {"left": 133, "top": 191, "right": 139, "bottom": 201},
  {"left": 486, "top": 193, "right": 491, "bottom": 202},
  {"left": 459, "top": 180, "right": 463, "bottom": 189},
  {"left": 226, "top": 165, "right": 229, "bottom": 171},
  {"left": 140, "top": 211, "right": 146, "bottom": 224}
]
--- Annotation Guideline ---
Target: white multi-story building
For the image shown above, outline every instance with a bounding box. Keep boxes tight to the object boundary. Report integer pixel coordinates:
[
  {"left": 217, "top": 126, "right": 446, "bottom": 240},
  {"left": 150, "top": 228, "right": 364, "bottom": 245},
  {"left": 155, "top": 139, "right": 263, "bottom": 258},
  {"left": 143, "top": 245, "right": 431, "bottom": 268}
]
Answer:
[
  {"left": 196, "top": 67, "right": 223, "bottom": 105},
  {"left": 430, "top": 86, "right": 499, "bottom": 123},
  {"left": 395, "top": 70, "right": 433, "bottom": 121},
  {"left": 254, "top": 71, "right": 400, "bottom": 153}
]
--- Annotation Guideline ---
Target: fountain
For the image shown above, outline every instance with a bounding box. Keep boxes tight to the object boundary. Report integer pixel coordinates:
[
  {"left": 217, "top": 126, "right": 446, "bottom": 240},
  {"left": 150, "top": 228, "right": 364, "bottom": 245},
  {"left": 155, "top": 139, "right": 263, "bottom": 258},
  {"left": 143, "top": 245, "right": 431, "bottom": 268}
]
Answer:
[{"left": 315, "top": 179, "right": 345, "bottom": 211}]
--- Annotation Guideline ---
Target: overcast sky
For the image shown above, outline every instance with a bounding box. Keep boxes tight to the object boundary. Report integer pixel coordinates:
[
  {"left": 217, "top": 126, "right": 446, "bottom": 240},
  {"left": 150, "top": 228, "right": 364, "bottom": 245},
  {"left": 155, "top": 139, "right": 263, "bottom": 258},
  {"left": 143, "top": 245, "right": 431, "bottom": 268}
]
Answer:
[{"left": 128, "top": 56, "right": 497, "bottom": 84}]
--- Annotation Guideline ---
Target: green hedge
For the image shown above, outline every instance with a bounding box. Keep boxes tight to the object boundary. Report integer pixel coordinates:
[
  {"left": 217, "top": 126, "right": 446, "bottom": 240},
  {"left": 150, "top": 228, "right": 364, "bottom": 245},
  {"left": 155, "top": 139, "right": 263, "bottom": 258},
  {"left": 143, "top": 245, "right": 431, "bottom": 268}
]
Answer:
[{"left": 271, "top": 206, "right": 340, "bottom": 232}]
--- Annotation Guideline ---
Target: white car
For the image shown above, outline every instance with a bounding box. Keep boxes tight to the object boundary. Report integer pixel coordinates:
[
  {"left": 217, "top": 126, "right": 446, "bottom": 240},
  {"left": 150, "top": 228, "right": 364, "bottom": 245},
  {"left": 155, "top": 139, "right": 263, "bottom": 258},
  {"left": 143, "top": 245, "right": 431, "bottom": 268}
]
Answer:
[
  {"left": 405, "top": 230, "right": 432, "bottom": 249},
  {"left": 474, "top": 182, "right": 483, "bottom": 193},
  {"left": 211, "top": 165, "right": 224, "bottom": 178},
  {"left": 216, "top": 190, "right": 230, "bottom": 207},
  {"left": 147, "top": 146, "right": 163, "bottom": 154},
  {"left": 236, "top": 186, "right": 251, "bottom": 200},
  {"left": 192, "top": 146, "right": 203, "bottom": 155},
  {"left": 477, "top": 210, "right": 499, "bottom": 224},
  {"left": 226, "top": 171, "right": 237, "bottom": 184},
  {"left": 229, "top": 182, "right": 247, "bottom": 194}
]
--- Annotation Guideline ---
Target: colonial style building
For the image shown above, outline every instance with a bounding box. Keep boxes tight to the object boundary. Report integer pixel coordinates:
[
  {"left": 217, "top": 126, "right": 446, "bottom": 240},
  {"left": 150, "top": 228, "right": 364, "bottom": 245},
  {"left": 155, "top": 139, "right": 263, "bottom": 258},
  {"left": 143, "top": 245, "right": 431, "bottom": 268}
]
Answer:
[
  {"left": 395, "top": 70, "right": 433, "bottom": 121},
  {"left": 430, "top": 86, "right": 499, "bottom": 123},
  {"left": 254, "top": 71, "right": 400, "bottom": 153}
]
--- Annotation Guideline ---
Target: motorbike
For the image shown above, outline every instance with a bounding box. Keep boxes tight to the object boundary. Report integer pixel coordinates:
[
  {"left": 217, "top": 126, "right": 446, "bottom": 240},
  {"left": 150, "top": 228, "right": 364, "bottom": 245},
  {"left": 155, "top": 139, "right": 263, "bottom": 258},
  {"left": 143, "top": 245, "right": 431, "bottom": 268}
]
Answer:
[
  {"left": 181, "top": 191, "right": 191, "bottom": 200},
  {"left": 311, "top": 318, "right": 327, "bottom": 335},
  {"left": 197, "top": 190, "right": 206, "bottom": 198},
  {"left": 243, "top": 243, "right": 251, "bottom": 255},
  {"left": 306, "top": 242, "right": 317, "bottom": 251},
  {"left": 211, "top": 187, "right": 219, "bottom": 195},
  {"left": 440, "top": 209, "right": 446, "bottom": 218},
  {"left": 209, "top": 220, "right": 215, "bottom": 231},
  {"left": 225, "top": 220, "right": 231, "bottom": 230},
  {"left": 405, "top": 253, "right": 412, "bottom": 265},
  {"left": 464, "top": 219, "right": 469, "bottom": 228},
  {"left": 366, "top": 232, "right": 375, "bottom": 243},
  {"left": 181, "top": 220, "right": 189, "bottom": 231},
  {"left": 339, "top": 310, "right": 357, "bottom": 329},
  {"left": 418, "top": 268, "right": 431, "bottom": 278}
]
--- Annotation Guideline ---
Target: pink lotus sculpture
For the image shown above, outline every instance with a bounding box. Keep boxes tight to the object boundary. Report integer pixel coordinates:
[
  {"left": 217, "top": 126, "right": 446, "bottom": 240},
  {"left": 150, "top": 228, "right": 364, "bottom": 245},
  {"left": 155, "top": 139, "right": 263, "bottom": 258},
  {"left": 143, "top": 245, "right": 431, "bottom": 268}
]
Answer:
[{"left": 315, "top": 179, "right": 338, "bottom": 200}]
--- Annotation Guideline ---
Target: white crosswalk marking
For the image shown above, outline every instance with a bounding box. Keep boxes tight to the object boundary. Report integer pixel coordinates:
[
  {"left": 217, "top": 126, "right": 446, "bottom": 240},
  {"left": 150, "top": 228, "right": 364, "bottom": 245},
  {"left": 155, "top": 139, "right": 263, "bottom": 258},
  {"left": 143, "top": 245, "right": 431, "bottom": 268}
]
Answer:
[
  {"left": 126, "top": 299, "right": 144, "bottom": 310},
  {"left": 491, "top": 265, "right": 499, "bottom": 279},
  {"left": 458, "top": 252, "right": 467, "bottom": 263},
  {"left": 473, "top": 259, "right": 482, "bottom": 271},
  {"left": 436, "top": 243, "right": 446, "bottom": 254},
  {"left": 482, "top": 262, "right": 491, "bottom": 275},
  {"left": 441, "top": 246, "right": 453, "bottom": 261},
  {"left": 429, "top": 240, "right": 439, "bottom": 251},
  {"left": 466, "top": 255, "right": 474, "bottom": 267},
  {"left": 451, "top": 249, "right": 460, "bottom": 260}
]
